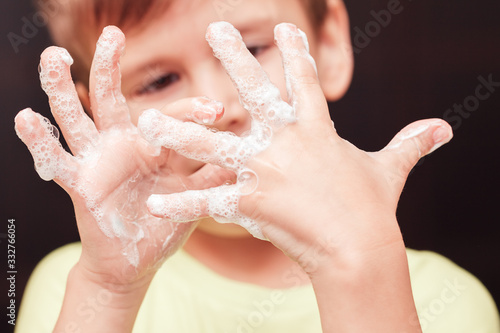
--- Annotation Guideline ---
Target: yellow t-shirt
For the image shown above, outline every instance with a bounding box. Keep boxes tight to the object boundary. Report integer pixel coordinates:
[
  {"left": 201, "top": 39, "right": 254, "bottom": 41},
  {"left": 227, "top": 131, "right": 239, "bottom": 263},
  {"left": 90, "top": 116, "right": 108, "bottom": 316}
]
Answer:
[{"left": 15, "top": 243, "right": 500, "bottom": 332}]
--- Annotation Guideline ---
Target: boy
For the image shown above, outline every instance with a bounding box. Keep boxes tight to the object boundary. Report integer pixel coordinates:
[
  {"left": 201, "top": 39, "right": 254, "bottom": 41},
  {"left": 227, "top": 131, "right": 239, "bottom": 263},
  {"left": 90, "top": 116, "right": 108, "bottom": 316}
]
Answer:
[{"left": 14, "top": 0, "right": 499, "bottom": 332}]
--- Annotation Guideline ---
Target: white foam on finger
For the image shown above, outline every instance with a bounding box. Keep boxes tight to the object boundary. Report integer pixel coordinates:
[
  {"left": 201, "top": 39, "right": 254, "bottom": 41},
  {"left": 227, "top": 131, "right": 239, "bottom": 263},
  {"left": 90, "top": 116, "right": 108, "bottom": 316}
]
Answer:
[
  {"left": 15, "top": 109, "right": 68, "bottom": 182},
  {"left": 274, "top": 23, "right": 318, "bottom": 108},
  {"left": 39, "top": 47, "right": 98, "bottom": 156},
  {"left": 91, "top": 26, "right": 130, "bottom": 128},
  {"left": 206, "top": 22, "right": 296, "bottom": 129},
  {"left": 148, "top": 179, "right": 264, "bottom": 240},
  {"left": 139, "top": 108, "right": 251, "bottom": 171}
]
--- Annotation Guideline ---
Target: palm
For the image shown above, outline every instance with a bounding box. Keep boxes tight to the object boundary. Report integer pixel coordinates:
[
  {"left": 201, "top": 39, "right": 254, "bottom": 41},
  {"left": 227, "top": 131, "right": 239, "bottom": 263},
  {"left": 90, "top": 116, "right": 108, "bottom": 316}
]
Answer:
[
  {"left": 15, "top": 27, "right": 229, "bottom": 284},
  {"left": 70, "top": 125, "right": 197, "bottom": 282}
]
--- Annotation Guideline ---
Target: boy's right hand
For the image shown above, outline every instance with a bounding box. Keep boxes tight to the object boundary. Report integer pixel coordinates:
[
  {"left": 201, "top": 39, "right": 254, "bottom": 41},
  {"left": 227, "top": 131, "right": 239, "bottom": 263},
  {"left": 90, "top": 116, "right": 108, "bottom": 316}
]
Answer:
[{"left": 14, "top": 27, "right": 232, "bottom": 290}]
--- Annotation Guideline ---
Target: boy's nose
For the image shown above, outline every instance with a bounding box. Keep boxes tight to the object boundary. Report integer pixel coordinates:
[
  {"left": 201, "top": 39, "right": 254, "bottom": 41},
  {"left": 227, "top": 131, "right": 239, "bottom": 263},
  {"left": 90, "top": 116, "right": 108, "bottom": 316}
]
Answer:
[{"left": 190, "top": 61, "right": 252, "bottom": 136}]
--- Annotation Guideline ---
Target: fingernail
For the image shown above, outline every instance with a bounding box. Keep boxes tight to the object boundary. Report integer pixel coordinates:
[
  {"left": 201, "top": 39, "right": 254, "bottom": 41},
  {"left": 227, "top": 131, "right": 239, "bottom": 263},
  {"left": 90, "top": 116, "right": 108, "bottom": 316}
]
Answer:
[
  {"left": 59, "top": 48, "right": 73, "bottom": 66},
  {"left": 147, "top": 195, "right": 165, "bottom": 216},
  {"left": 281, "top": 23, "right": 298, "bottom": 33},
  {"left": 15, "top": 108, "right": 36, "bottom": 135},
  {"left": 190, "top": 97, "right": 224, "bottom": 125},
  {"left": 274, "top": 23, "right": 298, "bottom": 41},
  {"left": 206, "top": 22, "right": 238, "bottom": 44},
  {"left": 430, "top": 125, "right": 453, "bottom": 154}
]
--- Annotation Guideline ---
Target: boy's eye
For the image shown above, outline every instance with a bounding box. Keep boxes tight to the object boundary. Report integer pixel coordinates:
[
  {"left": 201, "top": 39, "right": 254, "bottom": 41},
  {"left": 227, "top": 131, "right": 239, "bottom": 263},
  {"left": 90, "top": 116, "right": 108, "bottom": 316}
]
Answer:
[
  {"left": 137, "top": 73, "right": 180, "bottom": 95},
  {"left": 247, "top": 45, "right": 270, "bottom": 58}
]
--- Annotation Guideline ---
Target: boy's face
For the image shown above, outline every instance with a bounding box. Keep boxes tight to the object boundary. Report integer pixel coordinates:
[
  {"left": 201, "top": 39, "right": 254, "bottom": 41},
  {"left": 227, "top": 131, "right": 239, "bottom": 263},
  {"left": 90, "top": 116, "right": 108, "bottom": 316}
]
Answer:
[{"left": 116, "top": 0, "right": 320, "bottom": 177}]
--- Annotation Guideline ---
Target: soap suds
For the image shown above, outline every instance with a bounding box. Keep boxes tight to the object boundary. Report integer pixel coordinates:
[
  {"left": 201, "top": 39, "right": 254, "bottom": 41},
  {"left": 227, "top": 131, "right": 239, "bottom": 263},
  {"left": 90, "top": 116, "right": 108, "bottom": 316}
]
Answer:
[
  {"left": 39, "top": 47, "right": 99, "bottom": 157},
  {"left": 207, "top": 21, "right": 296, "bottom": 129},
  {"left": 15, "top": 110, "right": 66, "bottom": 182}
]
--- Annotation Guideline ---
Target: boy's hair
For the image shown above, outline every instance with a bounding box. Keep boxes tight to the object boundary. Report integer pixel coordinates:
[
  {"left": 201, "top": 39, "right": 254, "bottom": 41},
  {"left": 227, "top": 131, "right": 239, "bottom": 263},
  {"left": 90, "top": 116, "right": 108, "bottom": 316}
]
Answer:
[{"left": 35, "top": 0, "right": 327, "bottom": 86}]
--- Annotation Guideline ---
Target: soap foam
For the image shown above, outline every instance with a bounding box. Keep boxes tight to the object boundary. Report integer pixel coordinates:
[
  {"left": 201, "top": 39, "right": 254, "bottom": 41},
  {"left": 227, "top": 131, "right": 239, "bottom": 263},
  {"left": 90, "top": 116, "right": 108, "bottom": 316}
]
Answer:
[
  {"left": 206, "top": 22, "right": 296, "bottom": 129},
  {"left": 39, "top": 47, "right": 99, "bottom": 157},
  {"left": 139, "top": 108, "right": 253, "bottom": 173},
  {"left": 15, "top": 110, "right": 65, "bottom": 182},
  {"left": 274, "top": 23, "right": 318, "bottom": 107},
  {"left": 92, "top": 26, "right": 128, "bottom": 125}
]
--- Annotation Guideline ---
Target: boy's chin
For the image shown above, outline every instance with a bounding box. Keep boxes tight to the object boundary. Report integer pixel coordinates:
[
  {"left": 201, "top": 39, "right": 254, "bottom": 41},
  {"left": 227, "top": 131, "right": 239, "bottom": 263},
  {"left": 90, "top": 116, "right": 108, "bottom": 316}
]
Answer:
[{"left": 196, "top": 218, "right": 253, "bottom": 239}]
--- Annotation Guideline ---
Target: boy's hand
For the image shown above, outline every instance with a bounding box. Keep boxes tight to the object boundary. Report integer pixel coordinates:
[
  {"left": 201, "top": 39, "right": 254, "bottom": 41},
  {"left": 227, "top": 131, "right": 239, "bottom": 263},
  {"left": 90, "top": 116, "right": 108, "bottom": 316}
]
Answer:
[
  {"left": 14, "top": 27, "right": 232, "bottom": 288},
  {"left": 141, "top": 22, "right": 453, "bottom": 275}
]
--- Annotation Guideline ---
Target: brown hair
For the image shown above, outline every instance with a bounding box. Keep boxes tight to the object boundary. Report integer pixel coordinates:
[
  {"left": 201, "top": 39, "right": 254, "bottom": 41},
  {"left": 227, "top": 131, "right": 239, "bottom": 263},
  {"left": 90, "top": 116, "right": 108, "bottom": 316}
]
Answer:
[{"left": 35, "top": 0, "right": 327, "bottom": 86}]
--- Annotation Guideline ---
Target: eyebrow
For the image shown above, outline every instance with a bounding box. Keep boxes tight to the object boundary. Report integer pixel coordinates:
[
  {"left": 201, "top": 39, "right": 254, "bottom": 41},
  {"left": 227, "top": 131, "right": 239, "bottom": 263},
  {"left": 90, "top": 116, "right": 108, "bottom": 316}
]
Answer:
[
  {"left": 121, "top": 16, "right": 277, "bottom": 87},
  {"left": 233, "top": 16, "right": 275, "bottom": 35}
]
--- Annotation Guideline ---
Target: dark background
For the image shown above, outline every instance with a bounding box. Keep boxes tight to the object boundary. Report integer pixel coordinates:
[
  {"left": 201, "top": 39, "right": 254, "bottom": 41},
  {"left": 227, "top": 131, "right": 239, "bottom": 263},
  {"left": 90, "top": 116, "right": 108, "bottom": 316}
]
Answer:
[{"left": 1, "top": 0, "right": 499, "bottom": 332}]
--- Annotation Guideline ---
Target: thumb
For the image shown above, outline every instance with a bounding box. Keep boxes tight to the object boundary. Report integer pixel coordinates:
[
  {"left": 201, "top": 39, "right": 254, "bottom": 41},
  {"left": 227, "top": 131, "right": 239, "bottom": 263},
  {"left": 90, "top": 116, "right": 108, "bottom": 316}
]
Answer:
[{"left": 380, "top": 119, "right": 453, "bottom": 179}]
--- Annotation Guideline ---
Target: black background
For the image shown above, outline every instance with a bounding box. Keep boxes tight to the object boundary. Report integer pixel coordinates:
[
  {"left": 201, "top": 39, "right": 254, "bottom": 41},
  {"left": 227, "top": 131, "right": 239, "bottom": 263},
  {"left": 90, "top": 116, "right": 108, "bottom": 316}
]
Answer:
[{"left": 1, "top": 0, "right": 499, "bottom": 332}]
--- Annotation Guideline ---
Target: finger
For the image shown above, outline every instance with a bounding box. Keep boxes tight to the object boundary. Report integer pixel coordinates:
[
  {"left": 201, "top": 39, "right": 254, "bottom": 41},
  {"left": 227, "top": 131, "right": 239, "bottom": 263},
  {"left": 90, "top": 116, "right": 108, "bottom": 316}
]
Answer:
[
  {"left": 187, "top": 163, "right": 236, "bottom": 190},
  {"left": 138, "top": 109, "right": 252, "bottom": 171},
  {"left": 274, "top": 23, "right": 329, "bottom": 124},
  {"left": 206, "top": 22, "right": 294, "bottom": 127},
  {"left": 89, "top": 26, "right": 130, "bottom": 131},
  {"left": 381, "top": 119, "right": 453, "bottom": 176},
  {"left": 147, "top": 185, "right": 237, "bottom": 222},
  {"left": 39, "top": 47, "right": 99, "bottom": 156},
  {"left": 15, "top": 108, "right": 78, "bottom": 188},
  {"left": 147, "top": 186, "right": 265, "bottom": 239},
  {"left": 160, "top": 96, "right": 224, "bottom": 125}
]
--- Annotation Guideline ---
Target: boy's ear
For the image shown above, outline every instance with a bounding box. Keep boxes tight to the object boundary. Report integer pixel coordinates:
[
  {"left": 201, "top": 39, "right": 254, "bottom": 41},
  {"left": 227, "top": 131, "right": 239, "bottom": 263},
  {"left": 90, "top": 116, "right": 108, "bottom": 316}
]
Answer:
[
  {"left": 75, "top": 82, "right": 92, "bottom": 119},
  {"left": 316, "top": 0, "right": 353, "bottom": 101}
]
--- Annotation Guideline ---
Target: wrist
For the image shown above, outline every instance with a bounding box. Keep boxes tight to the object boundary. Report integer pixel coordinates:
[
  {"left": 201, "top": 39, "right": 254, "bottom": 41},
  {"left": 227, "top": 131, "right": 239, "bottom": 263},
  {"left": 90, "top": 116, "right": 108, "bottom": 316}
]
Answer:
[
  {"left": 73, "top": 257, "right": 155, "bottom": 294},
  {"left": 308, "top": 240, "right": 421, "bottom": 332},
  {"left": 54, "top": 262, "right": 153, "bottom": 332},
  {"left": 308, "top": 237, "right": 408, "bottom": 284},
  {"left": 297, "top": 213, "right": 405, "bottom": 278}
]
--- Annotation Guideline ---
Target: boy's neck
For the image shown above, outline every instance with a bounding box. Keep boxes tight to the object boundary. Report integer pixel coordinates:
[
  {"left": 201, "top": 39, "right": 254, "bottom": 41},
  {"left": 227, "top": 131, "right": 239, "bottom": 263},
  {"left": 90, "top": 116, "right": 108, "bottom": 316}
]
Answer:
[{"left": 183, "top": 228, "right": 310, "bottom": 289}]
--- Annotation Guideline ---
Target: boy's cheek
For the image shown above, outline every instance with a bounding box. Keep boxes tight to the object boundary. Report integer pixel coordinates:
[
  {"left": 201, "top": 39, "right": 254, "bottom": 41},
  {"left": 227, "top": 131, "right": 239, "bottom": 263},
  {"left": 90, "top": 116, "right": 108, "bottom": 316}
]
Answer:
[{"left": 127, "top": 102, "right": 164, "bottom": 126}]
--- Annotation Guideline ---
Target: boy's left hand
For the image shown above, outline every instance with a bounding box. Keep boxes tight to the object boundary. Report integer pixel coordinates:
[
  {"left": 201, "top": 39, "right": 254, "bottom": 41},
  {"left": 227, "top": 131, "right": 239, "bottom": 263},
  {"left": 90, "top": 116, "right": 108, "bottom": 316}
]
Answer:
[{"left": 140, "top": 22, "right": 453, "bottom": 275}]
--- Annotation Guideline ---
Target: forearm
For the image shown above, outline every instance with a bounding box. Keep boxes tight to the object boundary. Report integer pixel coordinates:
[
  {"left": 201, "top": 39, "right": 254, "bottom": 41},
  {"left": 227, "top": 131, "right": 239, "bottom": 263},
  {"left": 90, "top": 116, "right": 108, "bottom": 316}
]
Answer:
[
  {"left": 310, "top": 239, "right": 422, "bottom": 333},
  {"left": 53, "top": 263, "right": 152, "bottom": 333}
]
